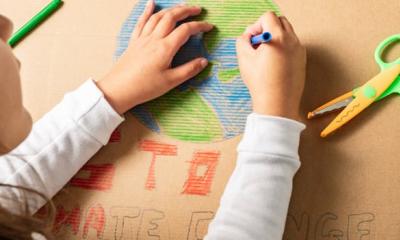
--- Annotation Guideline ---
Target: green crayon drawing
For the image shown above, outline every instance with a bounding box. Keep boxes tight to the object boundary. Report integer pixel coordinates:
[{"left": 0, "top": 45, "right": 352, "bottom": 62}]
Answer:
[{"left": 116, "top": 0, "right": 280, "bottom": 142}]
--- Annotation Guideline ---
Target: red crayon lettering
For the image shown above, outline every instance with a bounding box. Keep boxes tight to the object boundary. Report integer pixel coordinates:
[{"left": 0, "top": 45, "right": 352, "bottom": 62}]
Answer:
[
  {"left": 70, "top": 164, "right": 115, "bottom": 191},
  {"left": 109, "top": 128, "right": 121, "bottom": 143},
  {"left": 53, "top": 205, "right": 81, "bottom": 235},
  {"left": 83, "top": 204, "right": 105, "bottom": 239},
  {"left": 139, "top": 140, "right": 177, "bottom": 190},
  {"left": 182, "top": 151, "right": 220, "bottom": 196}
]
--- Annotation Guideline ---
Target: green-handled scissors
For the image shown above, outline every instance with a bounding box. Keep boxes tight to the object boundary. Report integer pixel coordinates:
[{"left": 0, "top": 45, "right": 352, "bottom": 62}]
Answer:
[{"left": 308, "top": 34, "right": 400, "bottom": 137}]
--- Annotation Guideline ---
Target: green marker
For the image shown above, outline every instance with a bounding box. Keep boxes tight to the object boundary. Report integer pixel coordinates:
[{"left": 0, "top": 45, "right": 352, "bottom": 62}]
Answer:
[{"left": 8, "top": 0, "right": 63, "bottom": 47}]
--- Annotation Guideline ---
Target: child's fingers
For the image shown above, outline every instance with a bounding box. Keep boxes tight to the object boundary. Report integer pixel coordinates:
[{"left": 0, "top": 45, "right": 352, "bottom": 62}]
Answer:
[
  {"left": 153, "top": 5, "right": 202, "bottom": 37},
  {"left": 141, "top": 8, "right": 169, "bottom": 36},
  {"left": 279, "top": 16, "right": 295, "bottom": 34},
  {"left": 245, "top": 23, "right": 262, "bottom": 35},
  {"left": 132, "top": 0, "right": 155, "bottom": 39},
  {"left": 166, "top": 21, "right": 213, "bottom": 53},
  {"left": 0, "top": 15, "right": 13, "bottom": 41},
  {"left": 165, "top": 57, "right": 208, "bottom": 86},
  {"left": 236, "top": 32, "right": 254, "bottom": 54},
  {"left": 259, "top": 12, "right": 283, "bottom": 34}
]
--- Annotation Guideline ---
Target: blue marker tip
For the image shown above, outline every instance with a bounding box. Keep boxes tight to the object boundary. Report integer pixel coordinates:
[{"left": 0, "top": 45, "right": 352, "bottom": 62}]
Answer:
[{"left": 250, "top": 32, "right": 272, "bottom": 45}]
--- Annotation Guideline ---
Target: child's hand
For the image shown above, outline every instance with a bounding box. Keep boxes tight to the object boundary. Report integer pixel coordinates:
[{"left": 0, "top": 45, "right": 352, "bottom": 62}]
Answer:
[
  {"left": 236, "top": 12, "right": 306, "bottom": 121},
  {"left": 97, "top": 1, "right": 213, "bottom": 114}
]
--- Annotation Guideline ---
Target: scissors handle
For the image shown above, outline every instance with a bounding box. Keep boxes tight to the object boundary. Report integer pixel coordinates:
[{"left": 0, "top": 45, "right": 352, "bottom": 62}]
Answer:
[
  {"left": 321, "top": 64, "right": 400, "bottom": 137},
  {"left": 375, "top": 34, "right": 400, "bottom": 70}
]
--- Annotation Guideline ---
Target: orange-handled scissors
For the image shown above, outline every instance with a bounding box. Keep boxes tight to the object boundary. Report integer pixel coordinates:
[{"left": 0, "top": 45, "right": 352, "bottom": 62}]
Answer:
[{"left": 308, "top": 34, "right": 400, "bottom": 137}]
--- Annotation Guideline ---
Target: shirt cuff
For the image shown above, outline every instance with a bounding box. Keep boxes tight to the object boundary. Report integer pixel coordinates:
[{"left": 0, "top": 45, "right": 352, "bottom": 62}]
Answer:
[
  {"left": 238, "top": 113, "right": 306, "bottom": 159},
  {"left": 63, "top": 79, "right": 125, "bottom": 145}
]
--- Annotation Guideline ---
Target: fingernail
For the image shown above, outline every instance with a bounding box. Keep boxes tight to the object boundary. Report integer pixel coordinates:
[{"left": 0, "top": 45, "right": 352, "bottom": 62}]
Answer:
[
  {"left": 146, "top": 0, "right": 153, "bottom": 7},
  {"left": 201, "top": 58, "right": 208, "bottom": 68}
]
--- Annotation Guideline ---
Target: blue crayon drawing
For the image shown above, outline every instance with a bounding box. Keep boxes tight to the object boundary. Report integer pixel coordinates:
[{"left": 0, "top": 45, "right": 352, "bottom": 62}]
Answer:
[{"left": 115, "top": 0, "right": 278, "bottom": 142}]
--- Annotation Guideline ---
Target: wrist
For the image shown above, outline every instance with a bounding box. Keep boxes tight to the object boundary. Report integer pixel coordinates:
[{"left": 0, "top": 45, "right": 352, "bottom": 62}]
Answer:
[
  {"left": 95, "top": 78, "right": 128, "bottom": 115},
  {"left": 253, "top": 103, "right": 301, "bottom": 122}
]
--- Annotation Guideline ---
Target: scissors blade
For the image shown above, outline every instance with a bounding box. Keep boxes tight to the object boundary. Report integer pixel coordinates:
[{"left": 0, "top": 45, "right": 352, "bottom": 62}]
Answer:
[
  {"left": 321, "top": 64, "right": 400, "bottom": 137},
  {"left": 308, "top": 91, "right": 354, "bottom": 119}
]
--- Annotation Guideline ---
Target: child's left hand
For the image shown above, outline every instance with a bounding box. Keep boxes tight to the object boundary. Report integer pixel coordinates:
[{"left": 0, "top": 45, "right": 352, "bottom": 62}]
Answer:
[{"left": 97, "top": 0, "right": 213, "bottom": 114}]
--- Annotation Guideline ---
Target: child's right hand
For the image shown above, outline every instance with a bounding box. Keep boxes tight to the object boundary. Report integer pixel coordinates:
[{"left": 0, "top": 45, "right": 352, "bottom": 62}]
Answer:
[
  {"left": 97, "top": 1, "right": 213, "bottom": 115},
  {"left": 236, "top": 12, "right": 306, "bottom": 121}
]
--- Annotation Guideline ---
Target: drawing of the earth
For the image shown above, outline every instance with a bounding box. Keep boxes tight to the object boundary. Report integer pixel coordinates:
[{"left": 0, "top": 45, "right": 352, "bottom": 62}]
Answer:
[{"left": 115, "top": 0, "right": 280, "bottom": 142}]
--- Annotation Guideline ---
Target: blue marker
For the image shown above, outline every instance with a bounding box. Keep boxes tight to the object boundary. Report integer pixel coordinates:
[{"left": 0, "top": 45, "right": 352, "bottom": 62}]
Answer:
[{"left": 251, "top": 32, "right": 272, "bottom": 45}]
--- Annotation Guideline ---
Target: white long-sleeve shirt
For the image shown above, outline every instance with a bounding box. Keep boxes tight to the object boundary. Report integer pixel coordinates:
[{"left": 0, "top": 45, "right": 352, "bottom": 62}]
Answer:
[
  {"left": 205, "top": 114, "right": 305, "bottom": 239},
  {"left": 0, "top": 79, "right": 305, "bottom": 239}
]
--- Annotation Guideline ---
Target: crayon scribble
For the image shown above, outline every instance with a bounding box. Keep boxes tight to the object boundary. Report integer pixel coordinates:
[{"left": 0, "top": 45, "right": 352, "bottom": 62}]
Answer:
[
  {"left": 116, "top": 0, "right": 280, "bottom": 142},
  {"left": 182, "top": 151, "right": 220, "bottom": 196},
  {"left": 139, "top": 140, "right": 178, "bottom": 190},
  {"left": 53, "top": 205, "right": 81, "bottom": 235},
  {"left": 109, "top": 128, "right": 121, "bottom": 143},
  {"left": 82, "top": 204, "right": 105, "bottom": 239},
  {"left": 69, "top": 164, "right": 116, "bottom": 191}
]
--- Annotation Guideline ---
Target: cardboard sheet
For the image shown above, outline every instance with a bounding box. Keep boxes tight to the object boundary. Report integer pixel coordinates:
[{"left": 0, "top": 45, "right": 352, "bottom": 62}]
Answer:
[{"left": 1, "top": 0, "right": 400, "bottom": 239}]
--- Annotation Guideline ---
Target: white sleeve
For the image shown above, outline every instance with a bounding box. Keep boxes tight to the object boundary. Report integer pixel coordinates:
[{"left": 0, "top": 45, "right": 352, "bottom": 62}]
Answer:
[
  {"left": 0, "top": 79, "right": 124, "bottom": 214},
  {"left": 205, "top": 113, "right": 305, "bottom": 240}
]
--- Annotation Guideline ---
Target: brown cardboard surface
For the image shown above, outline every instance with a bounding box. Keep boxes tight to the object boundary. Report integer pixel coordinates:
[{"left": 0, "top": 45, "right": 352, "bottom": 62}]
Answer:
[{"left": 1, "top": 0, "right": 400, "bottom": 239}]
